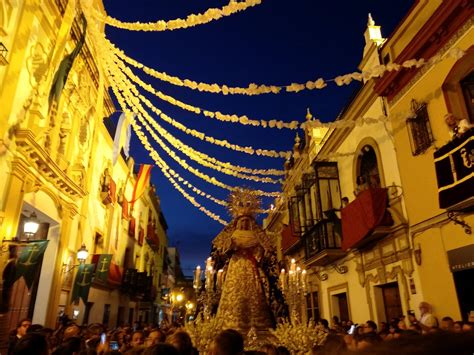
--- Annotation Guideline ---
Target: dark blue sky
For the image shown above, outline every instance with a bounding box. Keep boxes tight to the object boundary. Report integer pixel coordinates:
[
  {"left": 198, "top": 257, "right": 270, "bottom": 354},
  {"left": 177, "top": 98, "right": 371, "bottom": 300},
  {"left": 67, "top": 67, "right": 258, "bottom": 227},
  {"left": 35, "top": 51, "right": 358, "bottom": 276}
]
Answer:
[{"left": 103, "top": 0, "right": 414, "bottom": 275}]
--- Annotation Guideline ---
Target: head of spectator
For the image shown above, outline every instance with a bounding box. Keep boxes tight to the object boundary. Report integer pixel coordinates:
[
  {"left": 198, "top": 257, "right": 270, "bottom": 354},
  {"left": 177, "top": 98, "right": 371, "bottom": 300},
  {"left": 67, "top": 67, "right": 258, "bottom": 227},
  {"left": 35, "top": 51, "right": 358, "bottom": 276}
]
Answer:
[
  {"left": 356, "top": 332, "right": 382, "bottom": 350},
  {"left": 131, "top": 330, "right": 145, "bottom": 348},
  {"left": 418, "top": 301, "right": 432, "bottom": 316},
  {"left": 332, "top": 316, "right": 340, "bottom": 326},
  {"left": 63, "top": 323, "right": 81, "bottom": 340},
  {"left": 259, "top": 343, "right": 278, "bottom": 355},
  {"left": 462, "top": 322, "right": 474, "bottom": 332},
  {"left": 453, "top": 321, "right": 463, "bottom": 333},
  {"left": 52, "top": 336, "right": 81, "bottom": 355},
  {"left": 318, "top": 319, "right": 329, "bottom": 330},
  {"left": 25, "top": 324, "right": 43, "bottom": 334},
  {"left": 364, "top": 320, "right": 377, "bottom": 334},
  {"left": 276, "top": 346, "right": 290, "bottom": 355},
  {"left": 16, "top": 318, "right": 32, "bottom": 338},
  {"left": 208, "top": 329, "right": 244, "bottom": 355},
  {"left": 145, "top": 329, "right": 166, "bottom": 347},
  {"left": 166, "top": 330, "right": 193, "bottom": 354},
  {"left": 13, "top": 333, "right": 48, "bottom": 355},
  {"left": 440, "top": 316, "right": 454, "bottom": 331},
  {"left": 144, "top": 343, "right": 179, "bottom": 355}
]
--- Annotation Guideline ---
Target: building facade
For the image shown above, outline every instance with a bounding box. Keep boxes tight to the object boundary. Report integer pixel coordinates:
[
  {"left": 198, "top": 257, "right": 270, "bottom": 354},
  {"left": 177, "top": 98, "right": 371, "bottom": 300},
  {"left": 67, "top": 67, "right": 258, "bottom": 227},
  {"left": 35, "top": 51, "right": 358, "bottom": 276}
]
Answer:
[
  {"left": 265, "top": 0, "right": 473, "bottom": 326},
  {"left": 0, "top": 0, "right": 169, "bottom": 346}
]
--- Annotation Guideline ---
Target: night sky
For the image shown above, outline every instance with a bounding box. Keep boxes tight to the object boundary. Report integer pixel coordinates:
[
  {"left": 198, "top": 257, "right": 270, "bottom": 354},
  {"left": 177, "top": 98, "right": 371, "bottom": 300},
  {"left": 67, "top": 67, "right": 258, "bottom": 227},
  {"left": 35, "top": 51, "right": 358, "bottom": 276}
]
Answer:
[{"left": 103, "top": 0, "right": 414, "bottom": 275}]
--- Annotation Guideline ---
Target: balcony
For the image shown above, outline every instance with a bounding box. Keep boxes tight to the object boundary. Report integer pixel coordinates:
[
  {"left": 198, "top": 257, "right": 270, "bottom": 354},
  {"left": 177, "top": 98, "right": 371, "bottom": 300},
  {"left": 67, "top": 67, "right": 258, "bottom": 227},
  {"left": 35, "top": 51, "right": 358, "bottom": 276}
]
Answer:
[
  {"left": 146, "top": 224, "right": 160, "bottom": 251},
  {"left": 341, "top": 187, "right": 401, "bottom": 251},
  {"left": 434, "top": 128, "right": 474, "bottom": 211},
  {"left": 304, "top": 219, "right": 345, "bottom": 266}
]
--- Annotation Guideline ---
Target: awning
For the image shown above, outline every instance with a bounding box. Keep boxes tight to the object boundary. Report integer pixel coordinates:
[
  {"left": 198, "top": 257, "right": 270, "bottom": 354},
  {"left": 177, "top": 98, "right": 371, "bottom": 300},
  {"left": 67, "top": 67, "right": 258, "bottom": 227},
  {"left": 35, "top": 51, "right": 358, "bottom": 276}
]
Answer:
[{"left": 447, "top": 244, "right": 474, "bottom": 272}]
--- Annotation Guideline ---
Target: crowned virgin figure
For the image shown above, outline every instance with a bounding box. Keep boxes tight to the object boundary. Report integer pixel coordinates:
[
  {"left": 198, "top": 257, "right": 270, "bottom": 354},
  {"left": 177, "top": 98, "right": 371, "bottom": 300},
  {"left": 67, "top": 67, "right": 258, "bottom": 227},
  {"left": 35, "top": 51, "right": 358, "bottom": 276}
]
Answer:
[{"left": 212, "top": 189, "right": 286, "bottom": 334}]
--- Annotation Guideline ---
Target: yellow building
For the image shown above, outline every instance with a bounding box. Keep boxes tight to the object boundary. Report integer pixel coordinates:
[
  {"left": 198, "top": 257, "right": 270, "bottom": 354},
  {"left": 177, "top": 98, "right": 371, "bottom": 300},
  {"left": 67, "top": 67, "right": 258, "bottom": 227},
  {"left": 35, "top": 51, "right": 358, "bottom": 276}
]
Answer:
[
  {"left": 375, "top": 0, "right": 473, "bottom": 321},
  {"left": 0, "top": 0, "right": 168, "bottom": 342},
  {"left": 266, "top": 1, "right": 473, "bottom": 326}
]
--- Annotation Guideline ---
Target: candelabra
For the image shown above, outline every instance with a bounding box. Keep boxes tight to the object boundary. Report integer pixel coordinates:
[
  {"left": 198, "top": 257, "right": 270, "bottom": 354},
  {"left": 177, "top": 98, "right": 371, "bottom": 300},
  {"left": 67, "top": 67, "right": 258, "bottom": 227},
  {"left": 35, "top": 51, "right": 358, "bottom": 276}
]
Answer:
[
  {"left": 279, "top": 258, "right": 307, "bottom": 323},
  {"left": 193, "top": 257, "right": 224, "bottom": 319}
]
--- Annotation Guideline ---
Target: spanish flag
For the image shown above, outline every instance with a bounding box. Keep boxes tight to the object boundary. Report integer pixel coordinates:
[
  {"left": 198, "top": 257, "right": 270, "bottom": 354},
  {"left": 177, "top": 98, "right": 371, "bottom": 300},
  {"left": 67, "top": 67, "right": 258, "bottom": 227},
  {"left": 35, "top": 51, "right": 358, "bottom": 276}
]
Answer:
[{"left": 131, "top": 164, "right": 152, "bottom": 208}]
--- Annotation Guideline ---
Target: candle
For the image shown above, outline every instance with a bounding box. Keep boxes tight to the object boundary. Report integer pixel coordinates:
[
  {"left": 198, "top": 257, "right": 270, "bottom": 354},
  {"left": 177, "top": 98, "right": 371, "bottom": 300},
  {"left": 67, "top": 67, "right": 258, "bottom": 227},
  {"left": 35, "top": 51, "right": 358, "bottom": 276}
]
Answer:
[
  {"left": 217, "top": 269, "right": 224, "bottom": 290},
  {"left": 280, "top": 269, "right": 286, "bottom": 291},
  {"left": 193, "top": 265, "right": 201, "bottom": 290}
]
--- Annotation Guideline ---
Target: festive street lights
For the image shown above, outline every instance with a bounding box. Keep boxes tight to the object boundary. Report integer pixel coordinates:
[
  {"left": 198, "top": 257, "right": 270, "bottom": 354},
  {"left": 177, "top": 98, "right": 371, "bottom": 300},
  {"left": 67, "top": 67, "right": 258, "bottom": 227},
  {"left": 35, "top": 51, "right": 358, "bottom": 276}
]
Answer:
[{"left": 280, "top": 258, "right": 307, "bottom": 323}]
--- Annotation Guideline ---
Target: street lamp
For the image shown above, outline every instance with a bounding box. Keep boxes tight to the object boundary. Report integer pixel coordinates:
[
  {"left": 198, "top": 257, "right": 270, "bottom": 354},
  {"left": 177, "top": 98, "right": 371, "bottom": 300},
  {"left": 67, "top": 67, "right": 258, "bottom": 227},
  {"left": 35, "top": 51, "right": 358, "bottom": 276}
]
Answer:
[{"left": 23, "top": 212, "right": 40, "bottom": 240}]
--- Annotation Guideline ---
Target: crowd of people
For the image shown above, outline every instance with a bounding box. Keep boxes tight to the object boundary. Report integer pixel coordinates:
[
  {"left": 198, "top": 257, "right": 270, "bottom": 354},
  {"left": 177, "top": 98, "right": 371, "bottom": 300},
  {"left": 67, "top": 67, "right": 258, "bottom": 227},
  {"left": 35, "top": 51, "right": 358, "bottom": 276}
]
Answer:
[{"left": 7, "top": 301, "right": 474, "bottom": 354}]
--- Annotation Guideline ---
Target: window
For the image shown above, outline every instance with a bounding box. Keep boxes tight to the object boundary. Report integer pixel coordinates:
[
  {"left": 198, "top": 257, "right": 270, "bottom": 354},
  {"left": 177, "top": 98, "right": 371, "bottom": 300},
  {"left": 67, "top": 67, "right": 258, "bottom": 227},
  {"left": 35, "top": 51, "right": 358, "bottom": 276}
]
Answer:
[
  {"left": 407, "top": 99, "right": 434, "bottom": 155},
  {"left": 306, "top": 291, "right": 320, "bottom": 322},
  {"left": 461, "top": 71, "right": 474, "bottom": 123}
]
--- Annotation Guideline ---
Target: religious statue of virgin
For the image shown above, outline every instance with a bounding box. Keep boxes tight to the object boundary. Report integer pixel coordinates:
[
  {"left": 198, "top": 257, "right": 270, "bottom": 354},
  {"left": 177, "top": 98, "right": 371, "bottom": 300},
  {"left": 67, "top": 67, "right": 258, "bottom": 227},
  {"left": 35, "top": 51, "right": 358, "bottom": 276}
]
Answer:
[{"left": 211, "top": 189, "right": 287, "bottom": 333}]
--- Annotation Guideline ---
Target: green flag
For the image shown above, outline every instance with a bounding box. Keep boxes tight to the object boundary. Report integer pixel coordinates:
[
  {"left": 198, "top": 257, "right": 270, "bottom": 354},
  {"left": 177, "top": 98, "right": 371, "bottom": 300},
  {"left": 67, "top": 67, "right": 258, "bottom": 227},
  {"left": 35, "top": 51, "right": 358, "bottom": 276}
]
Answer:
[
  {"left": 14, "top": 240, "right": 49, "bottom": 289},
  {"left": 95, "top": 254, "right": 112, "bottom": 283},
  {"left": 71, "top": 264, "right": 95, "bottom": 304}
]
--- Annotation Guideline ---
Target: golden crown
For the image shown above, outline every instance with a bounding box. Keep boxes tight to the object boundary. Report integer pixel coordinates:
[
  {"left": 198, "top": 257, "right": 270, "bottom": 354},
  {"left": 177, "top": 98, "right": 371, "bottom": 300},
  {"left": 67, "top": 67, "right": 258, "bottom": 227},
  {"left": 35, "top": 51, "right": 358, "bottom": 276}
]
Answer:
[{"left": 227, "top": 188, "right": 261, "bottom": 218}]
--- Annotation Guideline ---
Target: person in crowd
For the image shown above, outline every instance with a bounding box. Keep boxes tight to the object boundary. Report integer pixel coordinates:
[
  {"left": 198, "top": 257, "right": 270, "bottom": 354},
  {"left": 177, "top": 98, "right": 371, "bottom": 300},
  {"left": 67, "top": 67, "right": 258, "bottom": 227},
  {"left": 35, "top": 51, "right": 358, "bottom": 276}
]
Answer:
[
  {"left": 276, "top": 346, "right": 290, "bottom": 355},
  {"left": 462, "top": 322, "right": 474, "bottom": 332},
  {"left": 354, "top": 330, "right": 474, "bottom": 354},
  {"left": 208, "top": 329, "right": 244, "bottom": 355},
  {"left": 318, "top": 319, "right": 330, "bottom": 332},
  {"left": 52, "top": 336, "right": 81, "bottom": 355},
  {"left": 408, "top": 301, "right": 438, "bottom": 333},
  {"left": 166, "top": 330, "right": 196, "bottom": 355},
  {"left": 377, "top": 322, "right": 389, "bottom": 339},
  {"left": 130, "top": 330, "right": 145, "bottom": 348},
  {"left": 312, "top": 333, "right": 346, "bottom": 354},
  {"left": 259, "top": 343, "right": 278, "bottom": 355},
  {"left": 363, "top": 320, "right": 378, "bottom": 335},
  {"left": 144, "top": 343, "right": 179, "bottom": 355},
  {"left": 13, "top": 332, "right": 49, "bottom": 355},
  {"left": 453, "top": 320, "right": 464, "bottom": 333},
  {"left": 385, "top": 319, "right": 401, "bottom": 340},
  {"left": 145, "top": 329, "right": 166, "bottom": 347},
  {"left": 8, "top": 318, "right": 32, "bottom": 355},
  {"left": 440, "top": 316, "right": 454, "bottom": 331},
  {"left": 63, "top": 323, "right": 81, "bottom": 340}
]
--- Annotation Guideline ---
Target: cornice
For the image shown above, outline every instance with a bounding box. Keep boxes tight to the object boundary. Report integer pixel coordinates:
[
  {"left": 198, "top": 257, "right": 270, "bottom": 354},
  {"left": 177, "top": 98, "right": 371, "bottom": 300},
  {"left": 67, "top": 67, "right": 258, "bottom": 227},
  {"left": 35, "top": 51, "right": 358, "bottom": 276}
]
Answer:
[
  {"left": 374, "top": 0, "right": 473, "bottom": 101},
  {"left": 15, "top": 129, "right": 86, "bottom": 198}
]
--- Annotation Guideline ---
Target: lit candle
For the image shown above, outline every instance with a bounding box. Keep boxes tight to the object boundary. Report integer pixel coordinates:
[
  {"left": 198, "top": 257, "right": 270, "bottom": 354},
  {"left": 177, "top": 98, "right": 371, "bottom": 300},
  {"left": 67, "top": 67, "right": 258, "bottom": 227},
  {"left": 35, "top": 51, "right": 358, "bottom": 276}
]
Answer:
[
  {"left": 217, "top": 269, "right": 224, "bottom": 290},
  {"left": 193, "top": 265, "right": 201, "bottom": 290},
  {"left": 280, "top": 269, "right": 286, "bottom": 291}
]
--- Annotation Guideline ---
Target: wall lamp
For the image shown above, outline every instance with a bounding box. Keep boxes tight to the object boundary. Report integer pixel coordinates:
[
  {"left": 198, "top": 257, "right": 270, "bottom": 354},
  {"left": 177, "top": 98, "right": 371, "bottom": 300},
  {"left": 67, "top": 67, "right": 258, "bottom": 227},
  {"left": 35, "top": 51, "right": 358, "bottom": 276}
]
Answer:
[
  {"left": 23, "top": 212, "right": 40, "bottom": 240},
  {"left": 63, "top": 243, "right": 89, "bottom": 273}
]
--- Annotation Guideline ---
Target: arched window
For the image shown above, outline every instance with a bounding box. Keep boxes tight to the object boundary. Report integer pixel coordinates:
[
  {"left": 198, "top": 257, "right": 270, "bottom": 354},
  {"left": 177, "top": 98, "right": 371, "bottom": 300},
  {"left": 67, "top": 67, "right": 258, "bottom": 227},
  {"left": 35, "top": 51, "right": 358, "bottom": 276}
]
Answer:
[
  {"left": 357, "top": 145, "right": 381, "bottom": 190},
  {"left": 442, "top": 46, "right": 474, "bottom": 124}
]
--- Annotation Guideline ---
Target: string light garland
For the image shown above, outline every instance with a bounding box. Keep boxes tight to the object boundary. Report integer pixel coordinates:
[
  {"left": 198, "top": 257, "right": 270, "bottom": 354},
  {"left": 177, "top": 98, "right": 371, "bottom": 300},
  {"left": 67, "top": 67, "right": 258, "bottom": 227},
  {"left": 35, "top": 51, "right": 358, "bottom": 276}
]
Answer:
[
  {"left": 112, "top": 53, "right": 300, "bottom": 130},
  {"left": 110, "top": 66, "right": 280, "bottom": 197},
  {"left": 103, "top": 52, "right": 292, "bottom": 159},
  {"left": 111, "top": 81, "right": 229, "bottom": 224},
  {"left": 91, "top": 0, "right": 263, "bottom": 31},
  {"left": 100, "top": 38, "right": 286, "bottom": 179},
  {"left": 84, "top": 6, "right": 229, "bottom": 225},
  {"left": 109, "top": 39, "right": 465, "bottom": 96}
]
